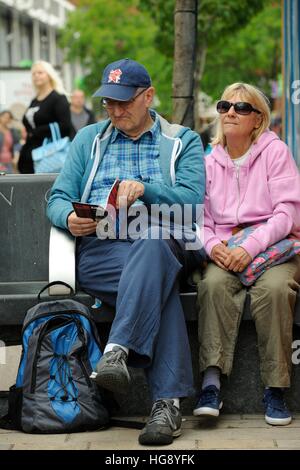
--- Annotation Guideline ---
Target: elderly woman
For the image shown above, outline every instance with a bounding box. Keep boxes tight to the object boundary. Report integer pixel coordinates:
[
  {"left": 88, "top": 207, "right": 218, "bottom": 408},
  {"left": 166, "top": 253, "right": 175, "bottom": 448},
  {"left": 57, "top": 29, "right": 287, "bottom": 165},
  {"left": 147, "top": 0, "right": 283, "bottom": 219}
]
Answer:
[{"left": 193, "top": 83, "right": 300, "bottom": 425}]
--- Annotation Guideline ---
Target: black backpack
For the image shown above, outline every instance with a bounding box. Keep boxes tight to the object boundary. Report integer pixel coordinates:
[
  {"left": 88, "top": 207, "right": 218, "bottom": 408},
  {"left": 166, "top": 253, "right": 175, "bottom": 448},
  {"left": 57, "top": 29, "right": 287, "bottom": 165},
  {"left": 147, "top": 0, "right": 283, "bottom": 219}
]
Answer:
[{"left": 2, "top": 283, "right": 111, "bottom": 433}]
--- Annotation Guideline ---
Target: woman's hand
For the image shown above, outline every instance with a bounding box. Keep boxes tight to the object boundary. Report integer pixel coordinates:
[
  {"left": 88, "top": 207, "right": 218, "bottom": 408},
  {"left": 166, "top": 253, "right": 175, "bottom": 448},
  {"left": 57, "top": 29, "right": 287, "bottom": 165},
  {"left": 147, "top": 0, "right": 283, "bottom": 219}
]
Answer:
[
  {"left": 67, "top": 211, "right": 97, "bottom": 237},
  {"left": 211, "top": 243, "right": 232, "bottom": 270},
  {"left": 223, "top": 247, "right": 252, "bottom": 272}
]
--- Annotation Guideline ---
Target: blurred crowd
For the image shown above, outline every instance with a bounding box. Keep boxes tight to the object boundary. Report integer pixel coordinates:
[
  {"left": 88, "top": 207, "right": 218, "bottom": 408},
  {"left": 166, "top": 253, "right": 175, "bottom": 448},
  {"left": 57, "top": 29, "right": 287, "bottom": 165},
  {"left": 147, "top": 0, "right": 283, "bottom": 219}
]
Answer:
[
  {"left": 0, "top": 60, "right": 98, "bottom": 175},
  {"left": 0, "top": 60, "right": 284, "bottom": 174}
]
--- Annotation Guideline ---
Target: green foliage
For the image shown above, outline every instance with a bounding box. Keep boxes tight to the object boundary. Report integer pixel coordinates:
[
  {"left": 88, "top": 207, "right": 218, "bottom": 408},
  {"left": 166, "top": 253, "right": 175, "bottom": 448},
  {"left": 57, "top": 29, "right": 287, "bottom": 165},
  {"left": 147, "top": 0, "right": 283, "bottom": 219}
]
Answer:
[
  {"left": 198, "top": 0, "right": 264, "bottom": 45},
  {"left": 59, "top": 0, "right": 173, "bottom": 115},
  {"left": 200, "top": 1, "right": 281, "bottom": 99},
  {"left": 141, "top": 0, "right": 265, "bottom": 56},
  {"left": 142, "top": 0, "right": 281, "bottom": 101},
  {"left": 140, "top": 0, "right": 175, "bottom": 58},
  {"left": 60, "top": 0, "right": 282, "bottom": 115}
]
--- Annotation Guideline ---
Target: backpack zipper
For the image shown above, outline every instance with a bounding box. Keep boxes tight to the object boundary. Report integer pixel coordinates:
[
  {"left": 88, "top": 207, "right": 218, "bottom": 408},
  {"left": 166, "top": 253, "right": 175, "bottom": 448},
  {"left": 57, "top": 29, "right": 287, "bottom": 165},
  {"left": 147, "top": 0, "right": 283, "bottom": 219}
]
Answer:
[
  {"left": 78, "top": 357, "right": 93, "bottom": 387},
  {"left": 22, "top": 310, "right": 102, "bottom": 351},
  {"left": 235, "top": 166, "right": 241, "bottom": 225},
  {"left": 30, "top": 317, "right": 94, "bottom": 393},
  {"left": 22, "top": 309, "right": 92, "bottom": 335},
  {"left": 74, "top": 320, "right": 93, "bottom": 387}
]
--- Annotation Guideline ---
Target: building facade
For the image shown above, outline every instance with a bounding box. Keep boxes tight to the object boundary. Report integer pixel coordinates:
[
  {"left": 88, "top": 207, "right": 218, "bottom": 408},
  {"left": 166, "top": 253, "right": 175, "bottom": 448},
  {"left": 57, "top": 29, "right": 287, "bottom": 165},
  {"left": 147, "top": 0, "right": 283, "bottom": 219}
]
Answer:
[{"left": 0, "top": 0, "right": 82, "bottom": 114}]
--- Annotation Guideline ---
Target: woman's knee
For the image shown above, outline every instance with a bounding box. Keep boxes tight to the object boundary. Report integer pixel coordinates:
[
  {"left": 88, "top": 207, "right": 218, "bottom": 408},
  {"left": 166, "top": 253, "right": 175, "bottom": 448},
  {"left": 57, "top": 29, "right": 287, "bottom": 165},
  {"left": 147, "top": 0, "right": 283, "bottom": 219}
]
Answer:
[
  {"left": 199, "top": 264, "right": 233, "bottom": 293},
  {"left": 253, "top": 276, "right": 293, "bottom": 300}
]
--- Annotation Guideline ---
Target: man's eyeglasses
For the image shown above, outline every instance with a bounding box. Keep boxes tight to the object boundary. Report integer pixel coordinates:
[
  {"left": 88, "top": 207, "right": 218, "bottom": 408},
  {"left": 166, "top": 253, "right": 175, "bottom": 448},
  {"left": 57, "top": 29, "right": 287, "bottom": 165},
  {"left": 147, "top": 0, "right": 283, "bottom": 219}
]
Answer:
[
  {"left": 216, "top": 100, "right": 261, "bottom": 115},
  {"left": 102, "top": 88, "right": 147, "bottom": 110}
]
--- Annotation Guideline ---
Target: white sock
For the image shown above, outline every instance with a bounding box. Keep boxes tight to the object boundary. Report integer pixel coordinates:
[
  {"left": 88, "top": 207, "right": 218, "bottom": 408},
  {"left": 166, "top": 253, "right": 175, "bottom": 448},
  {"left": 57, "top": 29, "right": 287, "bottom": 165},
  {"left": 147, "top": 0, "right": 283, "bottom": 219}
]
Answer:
[
  {"left": 202, "top": 367, "right": 221, "bottom": 390},
  {"left": 104, "top": 343, "right": 129, "bottom": 356},
  {"left": 172, "top": 398, "right": 180, "bottom": 409}
]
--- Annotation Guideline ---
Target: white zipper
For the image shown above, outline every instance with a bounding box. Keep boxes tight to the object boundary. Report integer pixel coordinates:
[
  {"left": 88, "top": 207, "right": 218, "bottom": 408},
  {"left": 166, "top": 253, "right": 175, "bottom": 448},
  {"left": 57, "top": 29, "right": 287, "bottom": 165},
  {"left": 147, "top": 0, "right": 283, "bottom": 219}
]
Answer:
[
  {"left": 235, "top": 166, "right": 241, "bottom": 225},
  {"left": 170, "top": 138, "right": 182, "bottom": 186}
]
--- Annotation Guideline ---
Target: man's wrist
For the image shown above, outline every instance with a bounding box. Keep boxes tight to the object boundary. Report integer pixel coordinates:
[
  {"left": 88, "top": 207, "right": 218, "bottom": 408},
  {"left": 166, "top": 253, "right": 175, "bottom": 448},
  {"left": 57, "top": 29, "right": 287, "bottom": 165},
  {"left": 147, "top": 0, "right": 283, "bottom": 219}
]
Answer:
[
  {"left": 66, "top": 211, "right": 74, "bottom": 228},
  {"left": 138, "top": 182, "right": 145, "bottom": 195}
]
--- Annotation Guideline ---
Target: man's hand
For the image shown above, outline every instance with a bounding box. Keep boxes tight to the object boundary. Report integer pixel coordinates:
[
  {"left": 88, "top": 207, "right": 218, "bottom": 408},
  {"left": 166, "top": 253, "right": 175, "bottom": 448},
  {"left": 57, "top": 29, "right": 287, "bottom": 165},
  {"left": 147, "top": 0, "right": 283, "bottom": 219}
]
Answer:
[
  {"left": 116, "top": 180, "right": 144, "bottom": 209},
  {"left": 211, "top": 243, "right": 232, "bottom": 270},
  {"left": 67, "top": 211, "right": 97, "bottom": 237},
  {"left": 223, "top": 247, "right": 252, "bottom": 272}
]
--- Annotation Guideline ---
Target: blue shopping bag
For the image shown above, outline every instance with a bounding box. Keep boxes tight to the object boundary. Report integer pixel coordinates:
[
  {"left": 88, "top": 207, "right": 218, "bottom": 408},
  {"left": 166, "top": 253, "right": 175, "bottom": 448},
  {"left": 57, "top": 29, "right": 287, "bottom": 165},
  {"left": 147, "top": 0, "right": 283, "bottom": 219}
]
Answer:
[{"left": 32, "top": 122, "right": 70, "bottom": 173}]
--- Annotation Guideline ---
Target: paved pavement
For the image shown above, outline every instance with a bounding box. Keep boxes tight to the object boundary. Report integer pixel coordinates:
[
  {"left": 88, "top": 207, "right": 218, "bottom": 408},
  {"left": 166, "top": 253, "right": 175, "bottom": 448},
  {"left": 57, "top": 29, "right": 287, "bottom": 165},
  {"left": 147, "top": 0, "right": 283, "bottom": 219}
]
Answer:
[{"left": 0, "top": 414, "right": 300, "bottom": 450}]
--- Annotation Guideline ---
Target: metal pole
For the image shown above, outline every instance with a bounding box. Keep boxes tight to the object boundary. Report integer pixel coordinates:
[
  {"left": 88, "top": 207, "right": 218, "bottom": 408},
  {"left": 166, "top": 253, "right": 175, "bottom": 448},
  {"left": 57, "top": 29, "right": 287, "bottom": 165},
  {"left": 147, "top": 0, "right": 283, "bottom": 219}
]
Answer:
[{"left": 172, "top": 0, "right": 198, "bottom": 128}]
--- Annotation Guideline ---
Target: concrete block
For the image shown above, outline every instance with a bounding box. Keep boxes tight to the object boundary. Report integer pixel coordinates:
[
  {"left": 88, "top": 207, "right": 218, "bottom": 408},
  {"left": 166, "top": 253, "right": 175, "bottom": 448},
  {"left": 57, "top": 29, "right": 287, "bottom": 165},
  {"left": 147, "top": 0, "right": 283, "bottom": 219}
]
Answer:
[{"left": 0, "top": 346, "right": 21, "bottom": 390}]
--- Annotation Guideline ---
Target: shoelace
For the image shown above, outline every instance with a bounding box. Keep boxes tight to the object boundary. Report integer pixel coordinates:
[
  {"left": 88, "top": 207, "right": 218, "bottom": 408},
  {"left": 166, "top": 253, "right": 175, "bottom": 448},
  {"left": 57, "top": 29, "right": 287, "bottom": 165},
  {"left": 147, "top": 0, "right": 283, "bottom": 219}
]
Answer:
[
  {"left": 147, "top": 400, "right": 178, "bottom": 429},
  {"left": 265, "top": 390, "right": 287, "bottom": 412},
  {"left": 201, "top": 387, "right": 218, "bottom": 405},
  {"left": 51, "top": 355, "right": 77, "bottom": 404},
  {"left": 106, "top": 349, "right": 127, "bottom": 367}
]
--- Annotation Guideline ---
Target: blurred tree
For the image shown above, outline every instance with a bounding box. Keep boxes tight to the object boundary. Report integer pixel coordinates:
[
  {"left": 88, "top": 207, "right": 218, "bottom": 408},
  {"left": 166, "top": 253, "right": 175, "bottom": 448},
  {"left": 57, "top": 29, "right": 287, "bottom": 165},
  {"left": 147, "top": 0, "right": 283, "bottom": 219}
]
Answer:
[
  {"left": 142, "top": 0, "right": 270, "bottom": 127},
  {"left": 59, "top": 0, "right": 173, "bottom": 115},
  {"left": 200, "top": 1, "right": 282, "bottom": 99},
  {"left": 142, "top": 0, "right": 265, "bottom": 71},
  {"left": 172, "top": 0, "right": 198, "bottom": 127},
  {"left": 140, "top": 0, "right": 175, "bottom": 59},
  {"left": 61, "top": 0, "right": 281, "bottom": 122}
]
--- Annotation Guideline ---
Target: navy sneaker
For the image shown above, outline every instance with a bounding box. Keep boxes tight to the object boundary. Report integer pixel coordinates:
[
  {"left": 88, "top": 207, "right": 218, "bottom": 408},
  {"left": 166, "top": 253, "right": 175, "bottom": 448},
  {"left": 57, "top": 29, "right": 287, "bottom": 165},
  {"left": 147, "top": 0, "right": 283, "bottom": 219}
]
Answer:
[
  {"left": 263, "top": 388, "right": 292, "bottom": 426},
  {"left": 193, "top": 385, "right": 223, "bottom": 417}
]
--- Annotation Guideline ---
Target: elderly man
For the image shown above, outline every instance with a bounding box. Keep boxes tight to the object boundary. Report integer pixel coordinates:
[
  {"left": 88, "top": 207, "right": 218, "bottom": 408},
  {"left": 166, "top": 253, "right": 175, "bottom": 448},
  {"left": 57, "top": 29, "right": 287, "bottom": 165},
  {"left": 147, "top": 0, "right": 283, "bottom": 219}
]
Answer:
[{"left": 47, "top": 58, "right": 205, "bottom": 446}]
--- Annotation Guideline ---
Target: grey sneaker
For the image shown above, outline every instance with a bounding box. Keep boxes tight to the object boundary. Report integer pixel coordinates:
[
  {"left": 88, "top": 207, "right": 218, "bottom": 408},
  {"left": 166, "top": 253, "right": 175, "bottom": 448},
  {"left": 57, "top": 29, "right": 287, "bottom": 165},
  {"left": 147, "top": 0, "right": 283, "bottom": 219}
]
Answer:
[
  {"left": 92, "top": 346, "right": 131, "bottom": 393},
  {"left": 139, "top": 399, "right": 182, "bottom": 446}
]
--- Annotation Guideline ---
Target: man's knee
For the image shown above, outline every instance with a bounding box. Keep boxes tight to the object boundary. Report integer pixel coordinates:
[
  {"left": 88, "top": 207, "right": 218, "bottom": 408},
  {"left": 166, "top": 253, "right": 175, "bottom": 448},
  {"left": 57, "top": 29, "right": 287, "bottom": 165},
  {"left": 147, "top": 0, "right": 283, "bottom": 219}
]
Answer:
[
  {"left": 133, "top": 227, "right": 175, "bottom": 255},
  {"left": 139, "top": 226, "right": 172, "bottom": 241}
]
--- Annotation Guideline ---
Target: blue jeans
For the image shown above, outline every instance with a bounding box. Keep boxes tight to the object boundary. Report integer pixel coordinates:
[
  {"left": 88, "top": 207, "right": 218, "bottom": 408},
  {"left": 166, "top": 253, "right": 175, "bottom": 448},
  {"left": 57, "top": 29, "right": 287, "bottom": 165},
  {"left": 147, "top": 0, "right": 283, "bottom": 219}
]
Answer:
[{"left": 77, "top": 230, "right": 203, "bottom": 401}]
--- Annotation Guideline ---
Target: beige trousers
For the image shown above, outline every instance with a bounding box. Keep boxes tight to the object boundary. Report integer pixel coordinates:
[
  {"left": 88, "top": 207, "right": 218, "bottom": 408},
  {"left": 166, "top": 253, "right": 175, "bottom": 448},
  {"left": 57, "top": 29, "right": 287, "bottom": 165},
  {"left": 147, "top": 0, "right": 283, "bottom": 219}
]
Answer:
[{"left": 193, "top": 256, "right": 300, "bottom": 387}]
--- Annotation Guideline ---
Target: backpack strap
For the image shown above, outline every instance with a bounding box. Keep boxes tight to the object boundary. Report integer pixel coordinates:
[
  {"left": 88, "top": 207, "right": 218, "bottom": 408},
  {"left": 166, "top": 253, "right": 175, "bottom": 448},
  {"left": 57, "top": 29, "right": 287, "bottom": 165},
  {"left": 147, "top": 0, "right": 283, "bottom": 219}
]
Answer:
[
  {"left": 37, "top": 281, "right": 75, "bottom": 301},
  {"left": 49, "top": 122, "right": 62, "bottom": 141}
]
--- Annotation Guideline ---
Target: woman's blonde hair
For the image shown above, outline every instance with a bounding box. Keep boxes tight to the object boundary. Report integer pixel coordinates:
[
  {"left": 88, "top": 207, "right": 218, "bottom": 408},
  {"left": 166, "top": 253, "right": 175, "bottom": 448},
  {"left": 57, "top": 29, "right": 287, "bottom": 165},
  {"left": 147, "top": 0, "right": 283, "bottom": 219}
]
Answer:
[
  {"left": 211, "top": 82, "right": 271, "bottom": 147},
  {"left": 31, "top": 60, "right": 67, "bottom": 95}
]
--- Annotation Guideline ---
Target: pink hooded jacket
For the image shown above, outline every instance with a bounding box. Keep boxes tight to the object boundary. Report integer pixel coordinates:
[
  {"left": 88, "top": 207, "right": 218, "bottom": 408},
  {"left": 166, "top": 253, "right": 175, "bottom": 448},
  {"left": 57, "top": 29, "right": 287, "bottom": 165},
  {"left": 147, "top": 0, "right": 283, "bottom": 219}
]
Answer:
[{"left": 204, "top": 129, "right": 300, "bottom": 259}]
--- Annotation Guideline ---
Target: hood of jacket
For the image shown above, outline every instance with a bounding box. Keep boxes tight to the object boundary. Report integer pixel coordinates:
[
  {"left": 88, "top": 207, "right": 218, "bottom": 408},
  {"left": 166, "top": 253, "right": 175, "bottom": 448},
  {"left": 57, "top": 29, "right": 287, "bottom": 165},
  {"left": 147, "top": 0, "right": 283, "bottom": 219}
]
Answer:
[
  {"left": 211, "top": 129, "right": 280, "bottom": 168},
  {"left": 209, "top": 130, "right": 280, "bottom": 219}
]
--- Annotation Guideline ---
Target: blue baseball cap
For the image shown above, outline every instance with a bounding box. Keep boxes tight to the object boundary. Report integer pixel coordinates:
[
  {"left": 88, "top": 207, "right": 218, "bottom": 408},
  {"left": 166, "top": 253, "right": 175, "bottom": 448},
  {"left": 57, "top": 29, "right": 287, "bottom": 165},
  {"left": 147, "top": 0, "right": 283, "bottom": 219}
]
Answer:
[{"left": 93, "top": 58, "right": 151, "bottom": 101}]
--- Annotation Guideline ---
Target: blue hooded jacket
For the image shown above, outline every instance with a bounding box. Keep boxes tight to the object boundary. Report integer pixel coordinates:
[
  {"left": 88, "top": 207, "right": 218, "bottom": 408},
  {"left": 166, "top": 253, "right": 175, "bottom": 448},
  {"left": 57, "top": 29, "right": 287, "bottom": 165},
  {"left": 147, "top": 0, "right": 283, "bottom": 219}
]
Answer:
[{"left": 47, "top": 112, "right": 205, "bottom": 230}]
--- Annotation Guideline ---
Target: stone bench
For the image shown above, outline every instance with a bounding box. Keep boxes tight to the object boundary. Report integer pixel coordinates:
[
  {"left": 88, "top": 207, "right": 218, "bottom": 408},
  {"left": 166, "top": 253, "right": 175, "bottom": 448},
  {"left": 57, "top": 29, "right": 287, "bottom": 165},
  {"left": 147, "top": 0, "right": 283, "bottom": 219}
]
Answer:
[{"left": 0, "top": 174, "right": 300, "bottom": 416}]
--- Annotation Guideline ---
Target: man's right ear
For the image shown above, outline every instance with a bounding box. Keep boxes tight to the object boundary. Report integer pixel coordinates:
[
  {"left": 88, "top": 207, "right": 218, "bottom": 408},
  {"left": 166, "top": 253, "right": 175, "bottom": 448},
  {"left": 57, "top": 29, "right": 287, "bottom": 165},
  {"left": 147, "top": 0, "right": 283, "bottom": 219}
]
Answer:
[{"left": 145, "top": 87, "right": 155, "bottom": 107}]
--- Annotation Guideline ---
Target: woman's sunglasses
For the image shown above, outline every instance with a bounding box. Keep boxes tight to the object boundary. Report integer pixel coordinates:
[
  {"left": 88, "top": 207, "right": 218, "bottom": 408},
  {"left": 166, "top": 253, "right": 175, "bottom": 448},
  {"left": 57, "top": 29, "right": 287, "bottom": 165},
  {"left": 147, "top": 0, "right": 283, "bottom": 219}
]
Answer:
[{"left": 216, "top": 100, "right": 261, "bottom": 115}]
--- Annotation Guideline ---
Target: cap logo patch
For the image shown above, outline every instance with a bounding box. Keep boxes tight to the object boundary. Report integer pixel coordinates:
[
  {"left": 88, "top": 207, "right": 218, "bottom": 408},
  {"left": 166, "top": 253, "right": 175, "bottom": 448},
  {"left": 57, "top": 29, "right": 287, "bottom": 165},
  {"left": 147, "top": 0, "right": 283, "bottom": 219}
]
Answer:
[{"left": 108, "top": 68, "right": 122, "bottom": 84}]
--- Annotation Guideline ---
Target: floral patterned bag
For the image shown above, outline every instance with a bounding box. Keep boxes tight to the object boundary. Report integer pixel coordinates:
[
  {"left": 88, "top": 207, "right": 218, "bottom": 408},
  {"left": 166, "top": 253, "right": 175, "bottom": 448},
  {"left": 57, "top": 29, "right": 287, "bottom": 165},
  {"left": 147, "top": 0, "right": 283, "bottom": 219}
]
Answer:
[{"left": 227, "top": 225, "right": 300, "bottom": 286}]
